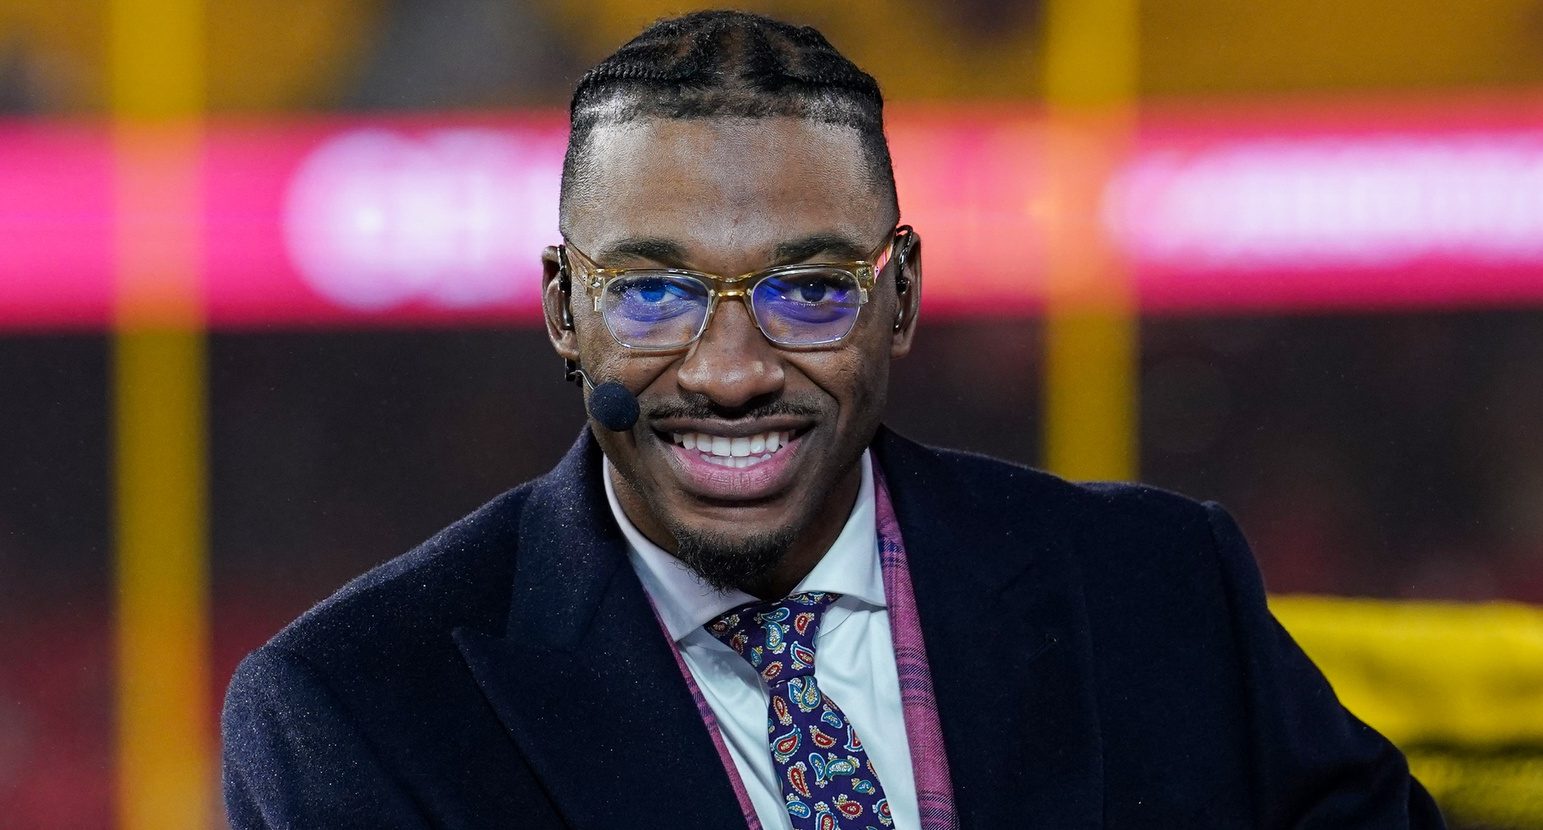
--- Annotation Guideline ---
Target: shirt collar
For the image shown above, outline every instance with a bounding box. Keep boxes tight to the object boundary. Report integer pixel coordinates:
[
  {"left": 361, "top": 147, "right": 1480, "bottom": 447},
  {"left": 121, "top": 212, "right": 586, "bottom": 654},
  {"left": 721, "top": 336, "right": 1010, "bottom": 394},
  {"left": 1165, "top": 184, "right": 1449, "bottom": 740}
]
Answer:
[{"left": 603, "top": 450, "right": 885, "bottom": 642}]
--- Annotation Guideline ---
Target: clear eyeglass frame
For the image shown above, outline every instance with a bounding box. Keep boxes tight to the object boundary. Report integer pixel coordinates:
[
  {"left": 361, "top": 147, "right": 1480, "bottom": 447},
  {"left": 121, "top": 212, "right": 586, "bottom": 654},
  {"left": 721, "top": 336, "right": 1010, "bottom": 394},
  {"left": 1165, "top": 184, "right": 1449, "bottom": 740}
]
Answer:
[{"left": 560, "top": 225, "right": 914, "bottom": 352}]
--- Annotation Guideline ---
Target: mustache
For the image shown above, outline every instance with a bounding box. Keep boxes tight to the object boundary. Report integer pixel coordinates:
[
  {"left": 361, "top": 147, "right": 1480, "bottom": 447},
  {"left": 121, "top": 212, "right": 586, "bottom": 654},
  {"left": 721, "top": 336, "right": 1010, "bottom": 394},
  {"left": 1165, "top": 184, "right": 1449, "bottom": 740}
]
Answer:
[{"left": 644, "top": 393, "right": 823, "bottom": 422}]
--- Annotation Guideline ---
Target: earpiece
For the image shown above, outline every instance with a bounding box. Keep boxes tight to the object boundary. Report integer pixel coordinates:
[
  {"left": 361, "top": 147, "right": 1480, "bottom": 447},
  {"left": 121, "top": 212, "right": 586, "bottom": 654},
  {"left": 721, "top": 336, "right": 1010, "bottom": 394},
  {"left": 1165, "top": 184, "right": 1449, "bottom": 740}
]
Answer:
[
  {"left": 892, "top": 226, "right": 917, "bottom": 331},
  {"left": 557, "top": 246, "right": 576, "bottom": 331}
]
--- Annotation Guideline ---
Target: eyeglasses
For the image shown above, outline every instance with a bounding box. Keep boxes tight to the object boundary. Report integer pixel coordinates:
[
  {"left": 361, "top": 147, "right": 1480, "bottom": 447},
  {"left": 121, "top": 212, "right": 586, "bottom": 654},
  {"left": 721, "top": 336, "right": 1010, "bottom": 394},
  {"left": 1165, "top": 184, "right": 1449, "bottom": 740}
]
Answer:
[{"left": 561, "top": 226, "right": 914, "bottom": 351}]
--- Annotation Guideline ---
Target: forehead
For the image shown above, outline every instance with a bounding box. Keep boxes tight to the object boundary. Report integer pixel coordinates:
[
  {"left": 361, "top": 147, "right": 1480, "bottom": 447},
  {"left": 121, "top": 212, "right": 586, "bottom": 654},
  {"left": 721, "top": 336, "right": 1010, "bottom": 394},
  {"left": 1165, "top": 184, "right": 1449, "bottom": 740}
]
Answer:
[{"left": 564, "top": 117, "right": 889, "bottom": 267}]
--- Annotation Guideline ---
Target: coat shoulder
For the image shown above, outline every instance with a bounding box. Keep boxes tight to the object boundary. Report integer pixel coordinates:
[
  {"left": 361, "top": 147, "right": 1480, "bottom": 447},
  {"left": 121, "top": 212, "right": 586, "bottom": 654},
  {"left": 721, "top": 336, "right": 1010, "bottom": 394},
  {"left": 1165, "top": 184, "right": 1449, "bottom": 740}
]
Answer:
[
  {"left": 878, "top": 430, "right": 1235, "bottom": 623},
  {"left": 878, "top": 429, "right": 1218, "bottom": 554},
  {"left": 221, "top": 477, "right": 569, "bottom": 827}
]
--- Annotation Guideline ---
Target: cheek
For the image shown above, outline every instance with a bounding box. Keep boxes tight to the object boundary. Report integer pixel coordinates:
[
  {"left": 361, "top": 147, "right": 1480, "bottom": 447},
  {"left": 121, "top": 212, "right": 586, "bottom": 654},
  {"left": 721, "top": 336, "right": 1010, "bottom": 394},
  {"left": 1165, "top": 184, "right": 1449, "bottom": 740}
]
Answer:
[
  {"left": 791, "top": 347, "right": 890, "bottom": 423},
  {"left": 849, "top": 315, "right": 897, "bottom": 388},
  {"left": 842, "top": 329, "right": 896, "bottom": 424},
  {"left": 848, "top": 361, "right": 889, "bottom": 423},
  {"left": 588, "top": 340, "right": 679, "bottom": 399},
  {"left": 575, "top": 312, "right": 642, "bottom": 382}
]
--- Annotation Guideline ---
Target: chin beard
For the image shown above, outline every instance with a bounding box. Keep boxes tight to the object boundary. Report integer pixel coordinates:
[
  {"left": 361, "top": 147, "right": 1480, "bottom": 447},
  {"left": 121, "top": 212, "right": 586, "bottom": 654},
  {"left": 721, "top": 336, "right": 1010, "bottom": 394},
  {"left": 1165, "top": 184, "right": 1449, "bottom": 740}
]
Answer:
[{"left": 670, "top": 525, "right": 798, "bottom": 595}]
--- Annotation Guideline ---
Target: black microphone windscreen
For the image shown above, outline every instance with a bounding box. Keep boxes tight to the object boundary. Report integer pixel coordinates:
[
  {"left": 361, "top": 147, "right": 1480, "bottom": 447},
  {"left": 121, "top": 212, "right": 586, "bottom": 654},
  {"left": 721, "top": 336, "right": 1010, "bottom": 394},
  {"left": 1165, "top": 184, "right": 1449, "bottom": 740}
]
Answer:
[{"left": 588, "top": 381, "right": 640, "bottom": 431}]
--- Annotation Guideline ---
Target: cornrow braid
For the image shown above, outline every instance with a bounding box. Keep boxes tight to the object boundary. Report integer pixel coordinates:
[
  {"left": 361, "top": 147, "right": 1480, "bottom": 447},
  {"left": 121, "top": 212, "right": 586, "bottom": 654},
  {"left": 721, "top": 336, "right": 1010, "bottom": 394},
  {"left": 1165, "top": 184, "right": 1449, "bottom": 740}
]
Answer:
[{"left": 559, "top": 10, "right": 899, "bottom": 227}]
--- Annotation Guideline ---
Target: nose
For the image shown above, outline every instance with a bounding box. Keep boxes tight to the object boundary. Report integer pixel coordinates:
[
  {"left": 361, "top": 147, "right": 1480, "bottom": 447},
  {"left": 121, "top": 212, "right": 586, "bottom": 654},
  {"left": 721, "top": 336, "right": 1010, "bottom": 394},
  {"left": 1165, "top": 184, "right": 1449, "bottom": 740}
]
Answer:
[{"left": 675, "top": 297, "right": 785, "bottom": 410}]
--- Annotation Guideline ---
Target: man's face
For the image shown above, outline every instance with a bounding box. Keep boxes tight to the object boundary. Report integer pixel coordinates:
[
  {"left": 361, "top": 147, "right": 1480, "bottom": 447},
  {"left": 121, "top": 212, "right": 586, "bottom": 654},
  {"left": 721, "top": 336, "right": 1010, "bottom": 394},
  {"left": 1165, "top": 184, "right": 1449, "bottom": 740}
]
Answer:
[{"left": 546, "top": 117, "right": 918, "bottom": 591}]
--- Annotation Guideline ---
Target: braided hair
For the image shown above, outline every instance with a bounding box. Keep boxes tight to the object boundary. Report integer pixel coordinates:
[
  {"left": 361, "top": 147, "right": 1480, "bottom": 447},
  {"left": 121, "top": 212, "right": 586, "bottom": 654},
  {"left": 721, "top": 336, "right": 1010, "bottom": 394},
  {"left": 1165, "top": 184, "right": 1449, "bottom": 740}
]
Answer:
[{"left": 560, "top": 10, "right": 899, "bottom": 225}]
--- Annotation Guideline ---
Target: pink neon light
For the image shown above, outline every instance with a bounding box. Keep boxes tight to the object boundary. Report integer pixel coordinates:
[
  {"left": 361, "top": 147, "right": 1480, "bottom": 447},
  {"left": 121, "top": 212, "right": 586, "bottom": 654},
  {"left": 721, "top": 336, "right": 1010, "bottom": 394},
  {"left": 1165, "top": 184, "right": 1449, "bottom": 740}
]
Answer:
[
  {"left": 0, "top": 124, "right": 113, "bottom": 329},
  {"left": 1113, "top": 129, "right": 1543, "bottom": 312},
  {"left": 1118, "top": 94, "right": 1543, "bottom": 312},
  {"left": 204, "top": 115, "right": 566, "bottom": 328},
  {"left": 4, "top": 96, "right": 1543, "bottom": 331}
]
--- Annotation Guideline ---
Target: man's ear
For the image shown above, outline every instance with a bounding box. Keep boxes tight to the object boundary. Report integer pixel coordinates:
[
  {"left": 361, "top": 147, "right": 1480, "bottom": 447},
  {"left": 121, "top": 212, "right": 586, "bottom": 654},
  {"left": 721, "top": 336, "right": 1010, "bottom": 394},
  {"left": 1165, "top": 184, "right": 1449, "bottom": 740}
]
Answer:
[
  {"left": 541, "top": 245, "right": 580, "bottom": 363},
  {"left": 890, "top": 231, "right": 921, "bottom": 359}
]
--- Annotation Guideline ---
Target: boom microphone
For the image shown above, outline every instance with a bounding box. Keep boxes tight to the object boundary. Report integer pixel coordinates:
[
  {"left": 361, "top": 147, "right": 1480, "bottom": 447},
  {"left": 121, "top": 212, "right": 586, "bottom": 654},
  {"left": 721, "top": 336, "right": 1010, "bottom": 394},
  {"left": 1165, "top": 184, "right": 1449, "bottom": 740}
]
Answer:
[
  {"left": 588, "top": 381, "right": 640, "bottom": 432},
  {"left": 569, "top": 365, "right": 640, "bottom": 431}
]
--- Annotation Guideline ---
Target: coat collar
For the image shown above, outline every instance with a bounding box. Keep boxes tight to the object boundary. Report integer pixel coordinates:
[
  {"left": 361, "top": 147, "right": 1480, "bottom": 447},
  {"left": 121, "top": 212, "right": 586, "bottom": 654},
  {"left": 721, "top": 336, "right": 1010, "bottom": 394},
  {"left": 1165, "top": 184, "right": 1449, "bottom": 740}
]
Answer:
[{"left": 457, "top": 427, "right": 1104, "bottom": 828}]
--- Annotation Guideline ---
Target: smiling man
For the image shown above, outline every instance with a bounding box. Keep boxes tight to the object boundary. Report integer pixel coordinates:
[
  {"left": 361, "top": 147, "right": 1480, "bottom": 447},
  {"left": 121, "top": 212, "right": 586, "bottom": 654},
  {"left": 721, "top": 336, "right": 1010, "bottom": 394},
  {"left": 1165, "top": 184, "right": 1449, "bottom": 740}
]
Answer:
[
  {"left": 555, "top": 111, "right": 907, "bottom": 602},
  {"left": 222, "top": 11, "right": 1444, "bottom": 830}
]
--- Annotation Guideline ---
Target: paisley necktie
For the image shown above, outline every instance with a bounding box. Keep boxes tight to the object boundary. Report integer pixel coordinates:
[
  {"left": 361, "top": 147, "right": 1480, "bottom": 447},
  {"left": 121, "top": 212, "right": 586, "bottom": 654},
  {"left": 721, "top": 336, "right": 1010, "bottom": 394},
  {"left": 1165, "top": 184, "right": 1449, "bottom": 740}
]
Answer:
[{"left": 706, "top": 592, "right": 893, "bottom": 830}]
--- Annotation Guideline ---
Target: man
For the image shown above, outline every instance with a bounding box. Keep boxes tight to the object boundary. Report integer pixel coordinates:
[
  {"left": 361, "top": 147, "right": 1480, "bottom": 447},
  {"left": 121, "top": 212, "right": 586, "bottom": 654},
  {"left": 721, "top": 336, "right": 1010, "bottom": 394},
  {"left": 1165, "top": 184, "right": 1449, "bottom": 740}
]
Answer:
[{"left": 222, "top": 11, "right": 1444, "bottom": 829}]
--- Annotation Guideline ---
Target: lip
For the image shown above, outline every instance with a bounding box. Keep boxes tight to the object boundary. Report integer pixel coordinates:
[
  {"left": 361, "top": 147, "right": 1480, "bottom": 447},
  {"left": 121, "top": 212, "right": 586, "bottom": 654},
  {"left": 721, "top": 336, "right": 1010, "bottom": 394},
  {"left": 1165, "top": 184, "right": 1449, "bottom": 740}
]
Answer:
[{"left": 658, "top": 428, "right": 807, "bottom": 502}]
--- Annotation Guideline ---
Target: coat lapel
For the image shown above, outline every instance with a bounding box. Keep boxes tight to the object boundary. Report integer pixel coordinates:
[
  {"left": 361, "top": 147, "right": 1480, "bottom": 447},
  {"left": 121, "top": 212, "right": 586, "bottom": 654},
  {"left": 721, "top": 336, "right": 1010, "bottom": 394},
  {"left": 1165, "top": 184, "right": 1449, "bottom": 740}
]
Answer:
[
  {"left": 875, "top": 429, "right": 1105, "bottom": 829},
  {"left": 454, "top": 431, "right": 747, "bottom": 829}
]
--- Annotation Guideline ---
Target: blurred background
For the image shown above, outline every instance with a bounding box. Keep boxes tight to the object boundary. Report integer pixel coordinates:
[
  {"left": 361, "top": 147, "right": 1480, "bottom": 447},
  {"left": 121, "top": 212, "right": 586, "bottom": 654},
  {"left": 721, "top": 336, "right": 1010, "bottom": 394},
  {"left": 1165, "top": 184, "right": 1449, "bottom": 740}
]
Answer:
[{"left": 3, "top": 0, "right": 1543, "bottom": 827}]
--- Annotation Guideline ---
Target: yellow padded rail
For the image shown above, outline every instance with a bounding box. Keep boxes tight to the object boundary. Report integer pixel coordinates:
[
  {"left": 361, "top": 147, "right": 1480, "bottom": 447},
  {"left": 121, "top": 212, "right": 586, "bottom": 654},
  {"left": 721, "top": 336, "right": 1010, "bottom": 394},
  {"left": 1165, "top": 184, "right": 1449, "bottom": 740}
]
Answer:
[
  {"left": 1273, "top": 595, "right": 1543, "bottom": 827},
  {"left": 1272, "top": 596, "right": 1543, "bottom": 747}
]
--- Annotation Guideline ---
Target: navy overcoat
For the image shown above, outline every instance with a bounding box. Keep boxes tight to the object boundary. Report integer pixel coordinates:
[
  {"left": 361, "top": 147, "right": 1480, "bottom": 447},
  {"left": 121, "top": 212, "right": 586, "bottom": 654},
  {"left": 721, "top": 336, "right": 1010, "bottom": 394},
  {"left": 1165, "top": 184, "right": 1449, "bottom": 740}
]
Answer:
[{"left": 222, "top": 427, "right": 1443, "bottom": 828}]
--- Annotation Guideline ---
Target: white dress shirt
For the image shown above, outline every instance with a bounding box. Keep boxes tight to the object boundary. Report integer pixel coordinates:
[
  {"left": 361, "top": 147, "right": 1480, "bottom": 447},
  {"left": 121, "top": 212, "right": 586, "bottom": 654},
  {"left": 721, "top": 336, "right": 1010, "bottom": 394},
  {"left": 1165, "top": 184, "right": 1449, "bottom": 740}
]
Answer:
[{"left": 604, "top": 452, "right": 919, "bottom": 830}]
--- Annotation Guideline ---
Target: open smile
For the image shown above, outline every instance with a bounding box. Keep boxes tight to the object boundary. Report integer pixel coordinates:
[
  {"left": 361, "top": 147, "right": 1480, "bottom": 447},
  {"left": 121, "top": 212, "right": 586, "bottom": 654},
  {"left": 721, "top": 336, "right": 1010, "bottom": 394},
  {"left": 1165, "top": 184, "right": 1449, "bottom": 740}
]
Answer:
[
  {"left": 650, "top": 422, "right": 813, "bottom": 501},
  {"left": 668, "top": 428, "right": 797, "bottom": 469}
]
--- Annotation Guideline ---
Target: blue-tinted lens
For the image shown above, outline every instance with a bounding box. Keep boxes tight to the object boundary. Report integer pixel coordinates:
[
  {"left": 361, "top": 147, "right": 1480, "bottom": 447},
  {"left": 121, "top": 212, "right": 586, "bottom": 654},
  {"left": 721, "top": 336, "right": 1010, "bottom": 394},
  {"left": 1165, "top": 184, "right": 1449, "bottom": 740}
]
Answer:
[
  {"left": 752, "top": 268, "right": 862, "bottom": 345},
  {"left": 603, "top": 273, "right": 710, "bottom": 347}
]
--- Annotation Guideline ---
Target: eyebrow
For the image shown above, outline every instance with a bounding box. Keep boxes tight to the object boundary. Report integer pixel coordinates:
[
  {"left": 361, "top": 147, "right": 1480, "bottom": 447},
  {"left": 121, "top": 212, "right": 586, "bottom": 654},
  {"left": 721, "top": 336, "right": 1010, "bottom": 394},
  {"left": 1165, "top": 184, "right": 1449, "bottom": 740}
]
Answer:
[
  {"left": 596, "top": 238, "right": 690, "bottom": 267},
  {"left": 771, "top": 234, "right": 869, "bottom": 265},
  {"left": 594, "top": 232, "right": 870, "bottom": 271}
]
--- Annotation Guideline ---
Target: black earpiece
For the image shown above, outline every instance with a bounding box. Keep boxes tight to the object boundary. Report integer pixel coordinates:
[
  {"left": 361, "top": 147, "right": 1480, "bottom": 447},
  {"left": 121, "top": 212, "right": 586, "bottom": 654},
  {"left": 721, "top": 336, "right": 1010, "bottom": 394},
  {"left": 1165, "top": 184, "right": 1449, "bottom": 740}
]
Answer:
[
  {"left": 557, "top": 245, "right": 576, "bottom": 331},
  {"left": 892, "top": 226, "right": 917, "bottom": 330},
  {"left": 556, "top": 246, "right": 584, "bottom": 384}
]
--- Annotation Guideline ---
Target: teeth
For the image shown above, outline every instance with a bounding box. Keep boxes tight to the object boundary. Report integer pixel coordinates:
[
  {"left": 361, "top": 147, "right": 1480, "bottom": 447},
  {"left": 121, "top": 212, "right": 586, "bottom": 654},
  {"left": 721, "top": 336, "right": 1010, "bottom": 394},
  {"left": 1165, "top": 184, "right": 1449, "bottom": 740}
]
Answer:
[
  {"left": 670, "top": 429, "right": 796, "bottom": 466},
  {"left": 704, "top": 455, "right": 756, "bottom": 468}
]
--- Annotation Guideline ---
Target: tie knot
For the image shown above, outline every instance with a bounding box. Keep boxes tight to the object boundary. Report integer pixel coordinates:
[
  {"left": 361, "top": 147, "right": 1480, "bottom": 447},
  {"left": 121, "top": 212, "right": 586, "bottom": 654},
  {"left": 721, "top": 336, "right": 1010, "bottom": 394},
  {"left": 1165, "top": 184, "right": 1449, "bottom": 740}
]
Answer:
[{"left": 705, "top": 591, "right": 838, "bottom": 686}]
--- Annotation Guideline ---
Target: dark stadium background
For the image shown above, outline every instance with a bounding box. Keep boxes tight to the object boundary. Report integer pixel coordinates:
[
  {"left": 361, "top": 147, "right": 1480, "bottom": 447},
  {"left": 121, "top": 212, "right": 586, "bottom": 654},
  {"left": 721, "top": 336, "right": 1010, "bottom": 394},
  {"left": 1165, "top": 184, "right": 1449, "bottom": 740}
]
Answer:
[{"left": 2, "top": 1, "right": 1541, "bottom": 827}]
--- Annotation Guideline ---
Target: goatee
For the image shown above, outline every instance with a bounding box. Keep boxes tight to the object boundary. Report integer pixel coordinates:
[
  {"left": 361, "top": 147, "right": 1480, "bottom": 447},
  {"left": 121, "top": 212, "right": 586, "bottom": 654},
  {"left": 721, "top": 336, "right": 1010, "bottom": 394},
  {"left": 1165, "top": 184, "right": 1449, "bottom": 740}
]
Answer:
[{"left": 671, "top": 525, "right": 798, "bottom": 595}]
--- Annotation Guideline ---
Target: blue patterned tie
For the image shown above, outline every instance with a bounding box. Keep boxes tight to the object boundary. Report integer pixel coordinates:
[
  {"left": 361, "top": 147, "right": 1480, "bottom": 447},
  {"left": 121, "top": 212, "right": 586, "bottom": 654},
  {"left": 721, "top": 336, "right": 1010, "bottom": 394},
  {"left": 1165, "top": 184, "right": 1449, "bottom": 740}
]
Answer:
[{"left": 706, "top": 592, "right": 893, "bottom": 829}]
